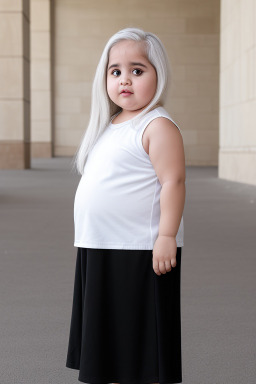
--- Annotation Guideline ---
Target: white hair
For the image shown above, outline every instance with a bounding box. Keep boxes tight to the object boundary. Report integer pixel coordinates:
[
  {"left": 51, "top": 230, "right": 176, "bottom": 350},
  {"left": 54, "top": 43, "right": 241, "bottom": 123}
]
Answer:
[{"left": 72, "top": 27, "right": 171, "bottom": 175}]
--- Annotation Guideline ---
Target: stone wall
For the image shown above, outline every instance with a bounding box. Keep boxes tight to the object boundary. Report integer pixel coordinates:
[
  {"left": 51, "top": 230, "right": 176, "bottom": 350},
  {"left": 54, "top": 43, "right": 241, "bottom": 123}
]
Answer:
[
  {"left": 54, "top": 0, "right": 220, "bottom": 165},
  {"left": 30, "top": 0, "right": 52, "bottom": 158},
  {"left": 0, "top": 0, "right": 30, "bottom": 168},
  {"left": 219, "top": 0, "right": 256, "bottom": 185}
]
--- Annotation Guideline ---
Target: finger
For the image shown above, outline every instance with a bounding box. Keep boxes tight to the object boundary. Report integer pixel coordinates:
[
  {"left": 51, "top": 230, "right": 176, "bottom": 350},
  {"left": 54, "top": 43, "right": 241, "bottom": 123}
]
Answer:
[
  {"left": 159, "top": 261, "right": 166, "bottom": 274},
  {"left": 153, "top": 258, "right": 161, "bottom": 276},
  {"left": 171, "top": 257, "right": 177, "bottom": 268},
  {"left": 165, "top": 260, "right": 172, "bottom": 272}
]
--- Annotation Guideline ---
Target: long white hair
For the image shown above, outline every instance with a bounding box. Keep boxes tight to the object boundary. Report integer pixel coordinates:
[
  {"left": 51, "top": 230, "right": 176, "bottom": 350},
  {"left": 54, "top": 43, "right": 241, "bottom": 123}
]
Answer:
[{"left": 72, "top": 27, "right": 171, "bottom": 175}]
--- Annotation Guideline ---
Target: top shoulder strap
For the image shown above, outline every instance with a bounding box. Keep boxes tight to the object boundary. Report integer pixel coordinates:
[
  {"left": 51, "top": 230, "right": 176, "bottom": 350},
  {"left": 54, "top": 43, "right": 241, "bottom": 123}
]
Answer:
[{"left": 136, "top": 106, "right": 183, "bottom": 136}]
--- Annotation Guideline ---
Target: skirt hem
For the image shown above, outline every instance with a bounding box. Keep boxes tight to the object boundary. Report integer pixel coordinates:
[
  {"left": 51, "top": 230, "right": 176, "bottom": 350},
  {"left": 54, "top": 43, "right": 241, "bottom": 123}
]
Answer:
[
  {"left": 78, "top": 374, "right": 182, "bottom": 384},
  {"left": 66, "top": 360, "right": 182, "bottom": 383}
]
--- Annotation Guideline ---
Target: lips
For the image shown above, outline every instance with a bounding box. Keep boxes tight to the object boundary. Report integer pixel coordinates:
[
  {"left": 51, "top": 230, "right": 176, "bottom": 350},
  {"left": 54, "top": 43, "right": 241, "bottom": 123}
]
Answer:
[{"left": 120, "top": 89, "right": 133, "bottom": 94}]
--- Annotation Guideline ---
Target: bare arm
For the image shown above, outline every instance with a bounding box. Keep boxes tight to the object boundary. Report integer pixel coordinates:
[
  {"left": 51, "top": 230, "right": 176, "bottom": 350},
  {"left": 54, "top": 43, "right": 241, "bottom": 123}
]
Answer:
[
  {"left": 147, "top": 117, "right": 186, "bottom": 275},
  {"left": 158, "top": 180, "right": 185, "bottom": 238}
]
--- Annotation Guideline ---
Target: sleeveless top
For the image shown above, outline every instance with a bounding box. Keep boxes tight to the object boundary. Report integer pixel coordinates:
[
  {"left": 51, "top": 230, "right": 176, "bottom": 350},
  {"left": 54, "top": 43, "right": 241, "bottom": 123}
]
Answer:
[{"left": 74, "top": 106, "right": 184, "bottom": 250}]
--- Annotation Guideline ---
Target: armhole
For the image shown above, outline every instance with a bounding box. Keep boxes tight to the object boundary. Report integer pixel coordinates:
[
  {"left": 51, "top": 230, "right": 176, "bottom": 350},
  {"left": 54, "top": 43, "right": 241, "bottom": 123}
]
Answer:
[{"left": 137, "top": 114, "right": 183, "bottom": 159}]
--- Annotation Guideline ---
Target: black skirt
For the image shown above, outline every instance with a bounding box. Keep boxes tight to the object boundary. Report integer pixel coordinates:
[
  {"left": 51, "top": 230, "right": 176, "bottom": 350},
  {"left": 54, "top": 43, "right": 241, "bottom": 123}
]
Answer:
[{"left": 66, "top": 247, "right": 182, "bottom": 384}]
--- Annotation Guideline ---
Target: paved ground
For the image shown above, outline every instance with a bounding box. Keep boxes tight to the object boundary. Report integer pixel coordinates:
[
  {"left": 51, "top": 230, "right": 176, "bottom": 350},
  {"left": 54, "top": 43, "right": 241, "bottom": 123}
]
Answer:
[{"left": 1, "top": 157, "right": 256, "bottom": 384}]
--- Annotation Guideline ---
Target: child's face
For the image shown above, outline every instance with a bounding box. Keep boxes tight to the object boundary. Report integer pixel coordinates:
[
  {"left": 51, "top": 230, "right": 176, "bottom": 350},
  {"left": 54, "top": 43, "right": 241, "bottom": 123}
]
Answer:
[{"left": 107, "top": 40, "right": 157, "bottom": 115}]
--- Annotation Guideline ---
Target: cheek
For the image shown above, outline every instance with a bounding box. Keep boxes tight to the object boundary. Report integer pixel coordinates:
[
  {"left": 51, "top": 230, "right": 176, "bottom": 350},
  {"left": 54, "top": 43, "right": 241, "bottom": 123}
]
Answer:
[
  {"left": 106, "top": 79, "right": 116, "bottom": 97},
  {"left": 149, "top": 77, "right": 157, "bottom": 98},
  {"left": 143, "top": 81, "right": 157, "bottom": 99}
]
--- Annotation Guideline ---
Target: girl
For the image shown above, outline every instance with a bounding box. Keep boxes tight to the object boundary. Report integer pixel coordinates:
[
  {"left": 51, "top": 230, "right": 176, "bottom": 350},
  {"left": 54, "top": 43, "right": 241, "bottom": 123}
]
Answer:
[{"left": 66, "top": 27, "right": 186, "bottom": 384}]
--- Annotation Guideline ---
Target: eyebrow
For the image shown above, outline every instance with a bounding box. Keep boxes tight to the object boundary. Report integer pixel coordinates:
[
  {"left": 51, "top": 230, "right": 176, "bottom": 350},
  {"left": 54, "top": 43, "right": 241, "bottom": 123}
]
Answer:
[{"left": 108, "top": 62, "right": 148, "bottom": 70}]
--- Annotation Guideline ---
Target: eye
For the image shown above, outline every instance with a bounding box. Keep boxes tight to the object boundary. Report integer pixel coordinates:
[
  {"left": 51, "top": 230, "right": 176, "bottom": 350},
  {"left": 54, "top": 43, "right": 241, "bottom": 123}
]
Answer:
[
  {"left": 111, "top": 69, "right": 121, "bottom": 77},
  {"left": 132, "top": 68, "right": 143, "bottom": 76}
]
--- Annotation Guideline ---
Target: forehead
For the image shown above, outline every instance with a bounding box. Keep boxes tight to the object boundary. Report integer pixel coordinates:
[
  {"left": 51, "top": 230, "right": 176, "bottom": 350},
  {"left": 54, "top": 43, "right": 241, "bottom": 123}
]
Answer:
[{"left": 108, "top": 40, "right": 148, "bottom": 62}]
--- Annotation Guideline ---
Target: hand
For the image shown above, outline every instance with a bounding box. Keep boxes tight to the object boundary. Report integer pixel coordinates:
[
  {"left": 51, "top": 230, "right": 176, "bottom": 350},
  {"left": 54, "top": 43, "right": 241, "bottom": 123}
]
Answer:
[{"left": 152, "top": 235, "right": 177, "bottom": 276}]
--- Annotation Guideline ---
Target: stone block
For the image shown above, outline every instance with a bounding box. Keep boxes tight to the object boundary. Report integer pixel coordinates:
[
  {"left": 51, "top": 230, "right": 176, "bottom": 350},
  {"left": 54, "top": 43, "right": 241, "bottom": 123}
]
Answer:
[
  {"left": 31, "top": 142, "right": 52, "bottom": 158},
  {"left": 219, "top": 150, "right": 256, "bottom": 186},
  {"left": 0, "top": 57, "right": 23, "bottom": 99},
  {"left": 0, "top": 14, "right": 22, "bottom": 55},
  {"left": 31, "top": 90, "right": 51, "bottom": 120},
  {"left": 0, "top": 141, "right": 30, "bottom": 169},
  {"left": 0, "top": 0, "right": 22, "bottom": 11},
  {"left": 31, "top": 120, "right": 51, "bottom": 142},
  {"left": 0, "top": 100, "right": 23, "bottom": 140},
  {"left": 31, "top": 61, "right": 50, "bottom": 90},
  {"left": 186, "top": 17, "right": 219, "bottom": 34},
  {"left": 31, "top": 31, "right": 50, "bottom": 59},
  {"left": 31, "top": 0, "right": 50, "bottom": 31},
  {"left": 55, "top": 97, "right": 81, "bottom": 114}
]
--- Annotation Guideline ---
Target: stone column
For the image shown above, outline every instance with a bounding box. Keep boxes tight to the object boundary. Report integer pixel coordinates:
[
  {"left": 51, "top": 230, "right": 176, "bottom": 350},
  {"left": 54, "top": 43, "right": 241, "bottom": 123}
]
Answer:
[
  {"left": 219, "top": 0, "right": 256, "bottom": 186},
  {"left": 31, "top": 0, "right": 53, "bottom": 158},
  {"left": 0, "top": 0, "right": 30, "bottom": 169}
]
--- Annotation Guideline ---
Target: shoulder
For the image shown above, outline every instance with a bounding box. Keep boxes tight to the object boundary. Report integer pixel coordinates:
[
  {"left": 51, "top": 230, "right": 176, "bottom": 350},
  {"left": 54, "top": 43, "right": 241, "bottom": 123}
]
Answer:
[
  {"left": 144, "top": 109, "right": 183, "bottom": 144},
  {"left": 141, "top": 114, "right": 183, "bottom": 157},
  {"left": 148, "top": 116, "right": 180, "bottom": 133},
  {"left": 145, "top": 112, "right": 186, "bottom": 183}
]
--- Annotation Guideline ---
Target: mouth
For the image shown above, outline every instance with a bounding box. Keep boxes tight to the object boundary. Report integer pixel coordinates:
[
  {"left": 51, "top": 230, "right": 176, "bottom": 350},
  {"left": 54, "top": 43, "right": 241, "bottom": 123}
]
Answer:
[{"left": 120, "top": 89, "right": 133, "bottom": 95}]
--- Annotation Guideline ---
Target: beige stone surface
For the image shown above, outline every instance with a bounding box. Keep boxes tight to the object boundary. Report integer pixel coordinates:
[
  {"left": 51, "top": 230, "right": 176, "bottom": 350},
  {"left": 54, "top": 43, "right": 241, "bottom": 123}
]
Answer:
[
  {"left": 0, "top": 1, "right": 30, "bottom": 168},
  {"left": 31, "top": 142, "right": 52, "bottom": 158},
  {"left": 0, "top": 141, "right": 30, "bottom": 169},
  {"left": 31, "top": 91, "right": 51, "bottom": 120},
  {"left": 0, "top": 58, "right": 23, "bottom": 99},
  {"left": 219, "top": 0, "right": 256, "bottom": 185},
  {"left": 55, "top": 125, "right": 86, "bottom": 147},
  {"left": 219, "top": 150, "right": 256, "bottom": 185},
  {"left": 0, "top": 0, "right": 23, "bottom": 12},
  {"left": 55, "top": 98, "right": 81, "bottom": 114},
  {"left": 31, "top": 0, "right": 50, "bottom": 30},
  {"left": 31, "top": 61, "right": 50, "bottom": 90},
  {"left": 0, "top": 101, "right": 23, "bottom": 140},
  {"left": 31, "top": 120, "right": 51, "bottom": 142},
  {"left": 30, "top": 0, "right": 52, "bottom": 154},
  {"left": 54, "top": 145, "right": 77, "bottom": 157},
  {"left": 185, "top": 144, "right": 218, "bottom": 166},
  {"left": 31, "top": 32, "right": 50, "bottom": 60},
  {"left": 0, "top": 14, "right": 23, "bottom": 55}
]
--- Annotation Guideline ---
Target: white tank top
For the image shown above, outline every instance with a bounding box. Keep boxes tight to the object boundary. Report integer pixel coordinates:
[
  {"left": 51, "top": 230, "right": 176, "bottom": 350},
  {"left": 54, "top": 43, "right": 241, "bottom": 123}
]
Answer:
[{"left": 74, "top": 106, "right": 184, "bottom": 250}]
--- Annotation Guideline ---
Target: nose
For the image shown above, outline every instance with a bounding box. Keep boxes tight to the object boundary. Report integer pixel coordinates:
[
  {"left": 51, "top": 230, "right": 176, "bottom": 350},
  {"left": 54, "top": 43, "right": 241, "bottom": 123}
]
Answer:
[{"left": 119, "top": 76, "right": 131, "bottom": 86}]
